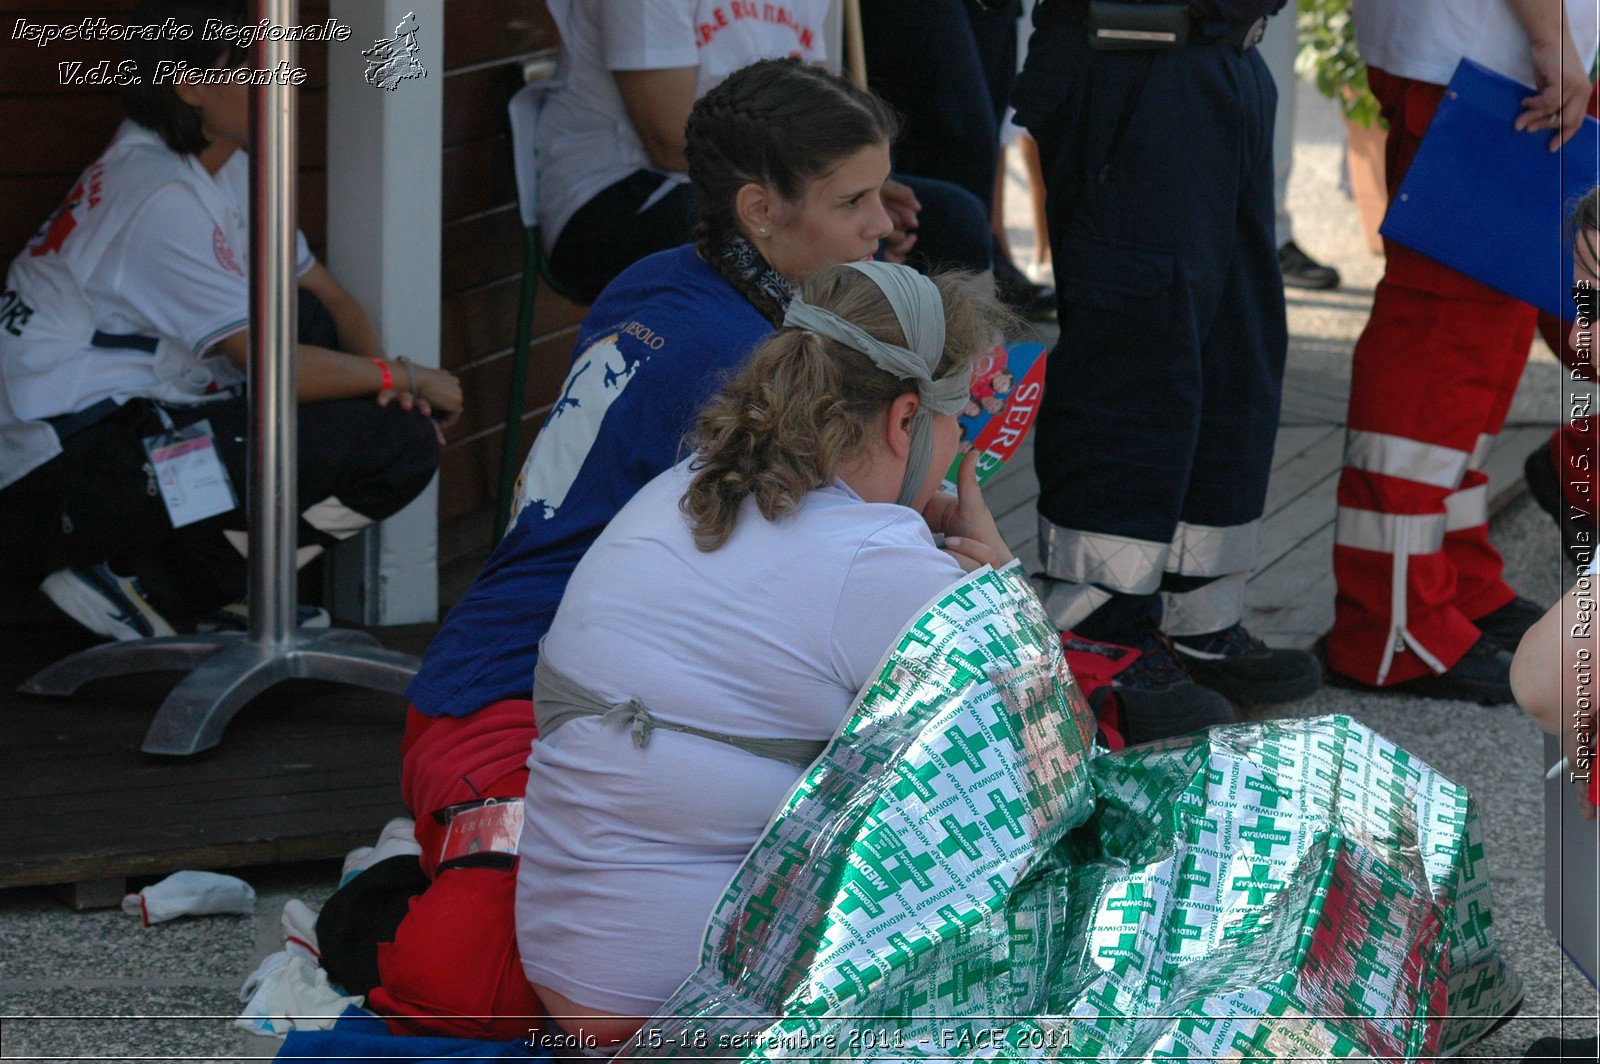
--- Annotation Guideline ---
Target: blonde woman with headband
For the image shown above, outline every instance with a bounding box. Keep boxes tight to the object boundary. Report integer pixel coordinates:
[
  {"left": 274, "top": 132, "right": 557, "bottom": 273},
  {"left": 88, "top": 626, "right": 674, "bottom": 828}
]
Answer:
[{"left": 514, "top": 262, "right": 1014, "bottom": 1050}]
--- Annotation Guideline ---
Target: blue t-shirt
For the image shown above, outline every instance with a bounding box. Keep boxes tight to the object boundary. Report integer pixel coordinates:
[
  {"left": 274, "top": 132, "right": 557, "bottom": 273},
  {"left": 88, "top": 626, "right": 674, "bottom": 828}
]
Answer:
[{"left": 407, "top": 245, "right": 772, "bottom": 717}]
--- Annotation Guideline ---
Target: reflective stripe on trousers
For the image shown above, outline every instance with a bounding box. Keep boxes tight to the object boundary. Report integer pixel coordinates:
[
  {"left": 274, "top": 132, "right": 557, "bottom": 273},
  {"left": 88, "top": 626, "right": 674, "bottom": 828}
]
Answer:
[
  {"left": 1335, "top": 430, "right": 1492, "bottom": 683},
  {"left": 1334, "top": 506, "right": 1450, "bottom": 684},
  {"left": 1037, "top": 516, "right": 1259, "bottom": 633}
]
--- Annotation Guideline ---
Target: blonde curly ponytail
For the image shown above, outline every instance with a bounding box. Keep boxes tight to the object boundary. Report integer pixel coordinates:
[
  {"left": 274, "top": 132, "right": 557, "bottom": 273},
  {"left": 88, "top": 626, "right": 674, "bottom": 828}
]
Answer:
[{"left": 680, "top": 266, "right": 1012, "bottom": 550}]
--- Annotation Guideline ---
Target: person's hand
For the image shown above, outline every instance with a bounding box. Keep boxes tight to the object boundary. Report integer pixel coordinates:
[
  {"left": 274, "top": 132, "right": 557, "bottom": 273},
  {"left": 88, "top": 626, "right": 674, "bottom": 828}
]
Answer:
[
  {"left": 1516, "top": 33, "right": 1592, "bottom": 152},
  {"left": 923, "top": 450, "right": 1014, "bottom": 571},
  {"left": 376, "top": 360, "right": 462, "bottom": 445},
  {"left": 417, "top": 365, "right": 463, "bottom": 419},
  {"left": 943, "top": 535, "right": 1002, "bottom": 572},
  {"left": 880, "top": 178, "right": 921, "bottom": 264}
]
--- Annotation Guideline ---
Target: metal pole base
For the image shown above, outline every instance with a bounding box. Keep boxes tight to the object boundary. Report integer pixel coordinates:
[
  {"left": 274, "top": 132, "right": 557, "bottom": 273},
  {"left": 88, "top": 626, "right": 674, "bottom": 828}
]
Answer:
[{"left": 18, "top": 629, "right": 418, "bottom": 757}]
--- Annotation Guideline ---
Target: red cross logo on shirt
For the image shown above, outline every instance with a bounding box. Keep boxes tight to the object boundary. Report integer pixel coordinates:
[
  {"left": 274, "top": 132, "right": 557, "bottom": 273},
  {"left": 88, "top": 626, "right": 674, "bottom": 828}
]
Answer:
[
  {"left": 29, "top": 182, "right": 85, "bottom": 257},
  {"left": 213, "top": 226, "right": 245, "bottom": 276},
  {"left": 28, "top": 163, "right": 104, "bottom": 258}
]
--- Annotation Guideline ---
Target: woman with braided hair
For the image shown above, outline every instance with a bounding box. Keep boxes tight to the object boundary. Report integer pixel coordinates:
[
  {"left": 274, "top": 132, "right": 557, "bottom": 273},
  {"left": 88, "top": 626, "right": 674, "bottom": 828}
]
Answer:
[
  {"left": 317, "top": 59, "right": 924, "bottom": 1042},
  {"left": 517, "top": 261, "right": 1014, "bottom": 1050},
  {"left": 406, "top": 56, "right": 903, "bottom": 728}
]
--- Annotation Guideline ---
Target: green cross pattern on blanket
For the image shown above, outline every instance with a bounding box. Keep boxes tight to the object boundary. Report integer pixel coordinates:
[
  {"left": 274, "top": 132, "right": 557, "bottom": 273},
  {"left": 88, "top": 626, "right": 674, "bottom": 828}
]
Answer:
[{"left": 615, "top": 562, "right": 1521, "bottom": 1062}]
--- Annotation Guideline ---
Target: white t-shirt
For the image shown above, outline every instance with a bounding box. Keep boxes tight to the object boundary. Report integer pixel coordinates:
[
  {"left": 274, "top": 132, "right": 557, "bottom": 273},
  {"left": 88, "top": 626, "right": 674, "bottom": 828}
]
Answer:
[
  {"left": 1354, "top": 0, "right": 1599, "bottom": 89},
  {"left": 515, "top": 458, "right": 966, "bottom": 1014},
  {"left": 536, "top": 0, "right": 829, "bottom": 250},
  {"left": 0, "top": 121, "right": 312, "bottom": 489}
]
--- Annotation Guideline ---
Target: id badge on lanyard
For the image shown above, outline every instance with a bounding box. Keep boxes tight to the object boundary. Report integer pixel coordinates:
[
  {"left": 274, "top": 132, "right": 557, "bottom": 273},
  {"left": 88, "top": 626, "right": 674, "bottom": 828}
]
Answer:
[{"left": 142, "top": 410, "right": 237, "bottom": 528}]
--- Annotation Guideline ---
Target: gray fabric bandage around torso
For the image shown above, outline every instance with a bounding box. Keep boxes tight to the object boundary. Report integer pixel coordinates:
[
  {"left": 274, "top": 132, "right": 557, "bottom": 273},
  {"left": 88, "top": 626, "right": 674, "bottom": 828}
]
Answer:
[{"left": 533, "top": 652, "right": 829, "bottom": 770}]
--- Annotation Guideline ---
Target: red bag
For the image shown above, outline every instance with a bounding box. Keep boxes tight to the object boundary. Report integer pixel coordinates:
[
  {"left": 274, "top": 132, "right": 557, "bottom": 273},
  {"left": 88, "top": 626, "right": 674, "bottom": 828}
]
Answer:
[{"left": 1060, "top": 633, "right": 1137, "bottom": 751}]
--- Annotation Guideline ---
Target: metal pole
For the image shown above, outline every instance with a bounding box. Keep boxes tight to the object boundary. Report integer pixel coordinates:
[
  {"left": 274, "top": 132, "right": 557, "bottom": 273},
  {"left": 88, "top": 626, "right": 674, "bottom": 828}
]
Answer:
[{"left": 249, "top": 0, "right": 299, "bottom": 646}]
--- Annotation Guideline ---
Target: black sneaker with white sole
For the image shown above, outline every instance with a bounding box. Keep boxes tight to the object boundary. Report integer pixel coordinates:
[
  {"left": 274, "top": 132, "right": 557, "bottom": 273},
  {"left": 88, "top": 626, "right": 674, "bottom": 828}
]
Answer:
[
  {"left": 1105, "top": 628, "right": 1237, "bottom": 745},
  {"left": 1171, "top": 623, "right": 1322, "bottom": 707},
  {"left": 39, "top": 563, "right": 177, "bottom": 642},
  {"left": 994, "top": 251, "right": 1058, "bottom": 321}
]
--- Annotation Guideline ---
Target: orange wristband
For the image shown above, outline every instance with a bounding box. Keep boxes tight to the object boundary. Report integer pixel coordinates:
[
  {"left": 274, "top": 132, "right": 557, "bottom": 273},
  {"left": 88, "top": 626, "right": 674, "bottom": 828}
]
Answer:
[{"left": 370, "top": 358, "right": 393, "bottom": 391}]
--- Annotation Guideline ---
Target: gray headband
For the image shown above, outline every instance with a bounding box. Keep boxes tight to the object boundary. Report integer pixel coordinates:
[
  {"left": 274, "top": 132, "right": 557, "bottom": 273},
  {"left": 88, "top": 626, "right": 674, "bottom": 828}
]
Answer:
[{"left": 782, "top": 262, "right": 968, "bottom": 508}]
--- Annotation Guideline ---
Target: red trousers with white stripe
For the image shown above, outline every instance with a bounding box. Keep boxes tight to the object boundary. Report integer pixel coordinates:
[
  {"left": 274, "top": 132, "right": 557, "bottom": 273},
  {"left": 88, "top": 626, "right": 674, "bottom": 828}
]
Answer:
[{"left": 1327, "top": 68, "right": 1534, "bottom": 686}]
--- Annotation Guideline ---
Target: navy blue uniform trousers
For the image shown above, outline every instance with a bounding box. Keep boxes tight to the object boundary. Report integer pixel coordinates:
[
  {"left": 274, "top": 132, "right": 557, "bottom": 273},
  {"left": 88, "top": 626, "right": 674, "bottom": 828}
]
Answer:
[{"left": 1012, "top": 15, "right": 1287, "bottom": 639}]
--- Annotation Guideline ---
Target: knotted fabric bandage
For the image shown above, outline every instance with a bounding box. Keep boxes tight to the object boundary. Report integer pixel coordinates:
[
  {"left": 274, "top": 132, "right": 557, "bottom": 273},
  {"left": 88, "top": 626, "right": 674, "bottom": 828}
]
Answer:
[{"left": 781, "top": 261, "right": 969, "bottom": 508}]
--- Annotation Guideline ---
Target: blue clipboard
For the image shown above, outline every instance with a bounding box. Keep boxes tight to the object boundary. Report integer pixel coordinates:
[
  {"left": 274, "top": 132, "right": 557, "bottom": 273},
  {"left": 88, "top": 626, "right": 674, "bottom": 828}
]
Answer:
[{"left": 1380, "top": 58, "right": 1600, "bottom": 321}]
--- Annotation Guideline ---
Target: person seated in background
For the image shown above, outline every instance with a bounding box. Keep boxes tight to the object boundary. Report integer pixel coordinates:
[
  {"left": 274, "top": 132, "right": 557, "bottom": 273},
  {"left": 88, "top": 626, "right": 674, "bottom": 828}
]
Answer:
[
  {"left": 0, "top": 0, "right": 460, "bottom": 640},
  {"left": 1508, "top": 185, "right": 1600, "bottom": 812},
  {"left": 535, "top": 0, "right": 993, "bottom": 304},
  {"left": 408, "top": 56, "right": 907, "bottom": 743},
  {"left": 1510, "top": 582, "right": 1599, "bottom": 821},
  {"left": 516, "top": 261, "right": 1013, "bottom": 1049},
  {"left": 330, "top": 60, "right": 906, "bottom": 1041},
  {"left": 858, "top": 0, "right": 1055, "bottom": 315}
]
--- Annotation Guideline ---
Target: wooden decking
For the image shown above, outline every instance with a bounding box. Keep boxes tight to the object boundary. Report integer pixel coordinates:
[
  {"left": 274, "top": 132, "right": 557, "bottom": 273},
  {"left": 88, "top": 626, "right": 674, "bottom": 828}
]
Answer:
[{"left": 0, "top": 613, "right": 427, "bottom": 895}]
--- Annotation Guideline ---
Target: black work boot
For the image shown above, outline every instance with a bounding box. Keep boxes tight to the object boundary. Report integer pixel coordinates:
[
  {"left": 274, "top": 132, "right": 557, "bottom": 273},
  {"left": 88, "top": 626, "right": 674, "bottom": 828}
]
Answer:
[
  {"left": 1108, "top": 627, "right": 1236, "bottom": 745},
  {"left": 1278, "top": 240, "right": 1341, "bottom": 290},
  {"left": 1391, "top": 634, "right": 1514, "bottom": 705},
  {"left": 1522, "top": 1034, "right": 1598, "bottom": 1064},
  {"left": 993, "top": 250, "right": 1057, "bottom": 321},
  {"left": 1472, "top": 595, "right": 1548, "bottom": 653},
  {"left": 1171, "top": 623, "right": 1323, "bottom": 708}
]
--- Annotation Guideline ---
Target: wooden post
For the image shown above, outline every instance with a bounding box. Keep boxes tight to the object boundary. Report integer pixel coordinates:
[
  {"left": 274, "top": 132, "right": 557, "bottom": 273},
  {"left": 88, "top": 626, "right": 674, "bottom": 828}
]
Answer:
[{"left": 843, "top": 0, "right": 867, "bottom": 89}]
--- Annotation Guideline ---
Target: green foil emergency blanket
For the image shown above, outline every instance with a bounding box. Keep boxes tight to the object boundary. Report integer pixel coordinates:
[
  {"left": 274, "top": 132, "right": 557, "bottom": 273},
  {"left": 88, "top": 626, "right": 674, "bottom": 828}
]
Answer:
[{"left": 617, "top": 563, "right": 1520, "bottom": 1062}]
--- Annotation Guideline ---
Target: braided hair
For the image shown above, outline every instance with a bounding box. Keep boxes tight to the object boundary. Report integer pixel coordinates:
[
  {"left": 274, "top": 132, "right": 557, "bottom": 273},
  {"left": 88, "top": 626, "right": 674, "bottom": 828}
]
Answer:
[{"left": 685, "top": 58, "right": 900, "bottom": 325}]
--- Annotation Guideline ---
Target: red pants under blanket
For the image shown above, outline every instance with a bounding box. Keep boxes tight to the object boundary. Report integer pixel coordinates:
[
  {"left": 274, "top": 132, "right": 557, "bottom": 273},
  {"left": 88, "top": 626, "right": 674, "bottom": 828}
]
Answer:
[
  {"left": 364, "top": 701, "right": 543, "bottom": 1042},
  {"left": 1327, "top": 67, "right": 1535, "bottom": 686}
]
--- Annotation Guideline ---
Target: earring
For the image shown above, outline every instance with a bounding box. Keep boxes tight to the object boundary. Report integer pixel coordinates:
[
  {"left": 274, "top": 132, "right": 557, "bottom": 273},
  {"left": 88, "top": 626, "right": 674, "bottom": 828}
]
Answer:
[{"left": 757, "top": 226, "right": 768, "bottom": 235}]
